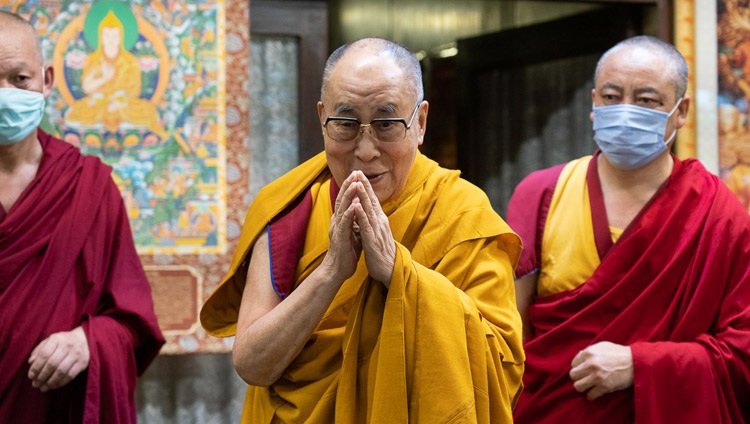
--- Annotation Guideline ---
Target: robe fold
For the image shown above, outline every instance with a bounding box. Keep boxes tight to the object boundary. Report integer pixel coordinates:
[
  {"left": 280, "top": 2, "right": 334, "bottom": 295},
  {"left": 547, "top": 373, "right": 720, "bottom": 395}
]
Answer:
[
  {"left": 0, "top": 131, "right": 164, "bottom": 423},
  {"left": 201, "top": 152, "right": 525, "bottom": 423},
  {"left": 508, "top": 154, "right": 750, "bottom": 423}
]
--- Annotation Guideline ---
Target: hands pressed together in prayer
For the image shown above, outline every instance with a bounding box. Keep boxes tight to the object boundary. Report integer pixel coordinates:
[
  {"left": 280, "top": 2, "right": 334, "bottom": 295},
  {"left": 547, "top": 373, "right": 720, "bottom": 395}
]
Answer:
[
  {"left": 570, "top": 341, "right": 633, "bottom": 401},
  {"left": 28, "top": 326, "right": 90, "bottom": 393},
  {"left": 327, "top": 170, "right": 396, "bottom": 288}
]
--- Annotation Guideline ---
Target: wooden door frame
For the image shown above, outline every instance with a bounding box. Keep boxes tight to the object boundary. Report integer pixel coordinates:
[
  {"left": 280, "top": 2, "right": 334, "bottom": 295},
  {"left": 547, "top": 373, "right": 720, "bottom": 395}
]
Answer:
[
  {"left": 455, "top": 4, "right": 647, "bottom": 185},
  {"left": 507, "top": 0, "right": 672, "bottom": 42},
  {"left": 250, "top": 0, "right": 328, "bottom": 163}
]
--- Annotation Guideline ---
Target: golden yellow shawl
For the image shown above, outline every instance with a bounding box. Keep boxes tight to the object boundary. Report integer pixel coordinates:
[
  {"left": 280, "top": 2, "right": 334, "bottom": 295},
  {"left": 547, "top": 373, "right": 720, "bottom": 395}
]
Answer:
[
  {"left": 537, "top": 156, "right": 624, "bottom": 297},
  {"left": 201, "top": 153, "right": 524, "bottom": 423}
]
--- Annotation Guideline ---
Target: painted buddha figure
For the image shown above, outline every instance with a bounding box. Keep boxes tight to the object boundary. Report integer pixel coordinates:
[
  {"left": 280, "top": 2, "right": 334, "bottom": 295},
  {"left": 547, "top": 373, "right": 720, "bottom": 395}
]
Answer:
[{"left": 66, "top": 10, "right": 167, "bottom": 139}]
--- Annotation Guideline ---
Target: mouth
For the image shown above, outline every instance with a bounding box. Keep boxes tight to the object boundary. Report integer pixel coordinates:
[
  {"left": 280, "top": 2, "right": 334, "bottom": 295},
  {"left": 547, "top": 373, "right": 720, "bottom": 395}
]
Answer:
[{"left": 362, "top": 172, "right": 385, "bottom": 183}]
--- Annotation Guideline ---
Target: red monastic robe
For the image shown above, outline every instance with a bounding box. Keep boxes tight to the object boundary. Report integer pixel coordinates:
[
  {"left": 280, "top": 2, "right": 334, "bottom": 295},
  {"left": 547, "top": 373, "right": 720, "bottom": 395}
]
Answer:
[
  {"left": 508, "top": 154, "right": 750, "bottom": 423},
  {"left": 0, "top": 131, "right": 164, "bottom": 423}
]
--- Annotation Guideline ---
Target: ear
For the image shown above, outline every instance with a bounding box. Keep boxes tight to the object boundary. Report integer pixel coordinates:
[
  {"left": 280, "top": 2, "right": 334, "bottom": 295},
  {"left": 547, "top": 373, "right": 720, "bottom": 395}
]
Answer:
[
  {"left": 42, "top": 65, "right": 54, "bottom": 99},
  {"left": 417, "top": 101, "right": 428, "bottom": 146},
  {"left": 675, "top": 96, "right": 691, "bottom": 130},
  {"left": 590, "top": 88, "right": 596, "bottom": 123},
  {"left": 317, "top": 101, "right": 325, "bottom": 135}
]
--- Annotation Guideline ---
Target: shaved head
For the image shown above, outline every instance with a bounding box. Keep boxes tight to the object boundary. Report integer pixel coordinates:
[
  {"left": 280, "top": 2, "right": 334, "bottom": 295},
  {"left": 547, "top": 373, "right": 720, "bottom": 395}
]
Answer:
[
  {"left": 595, "top": 36, "right": 688, "bottom": 99},
  {"left": 321, "top": 38, "right": 423, "bottom": 104},
  {"left": 0, "top": 11, "right": 43, "bottom": 64}
]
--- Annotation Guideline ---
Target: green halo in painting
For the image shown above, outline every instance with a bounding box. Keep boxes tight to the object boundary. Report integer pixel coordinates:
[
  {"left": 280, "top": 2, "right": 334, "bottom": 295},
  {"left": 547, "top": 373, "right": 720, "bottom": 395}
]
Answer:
[{"left": 83, "top": 1, "right": 139, "bottom": 51}]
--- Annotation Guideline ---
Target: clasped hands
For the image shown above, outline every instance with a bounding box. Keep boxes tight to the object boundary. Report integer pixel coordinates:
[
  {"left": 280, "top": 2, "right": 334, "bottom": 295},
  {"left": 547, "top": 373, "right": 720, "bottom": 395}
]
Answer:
[
  {"left": 27, "top": 326, "right": 90, "bottom": 392},
  {"left": 326, "top": 170, "right": 396, "bottom": 288}
]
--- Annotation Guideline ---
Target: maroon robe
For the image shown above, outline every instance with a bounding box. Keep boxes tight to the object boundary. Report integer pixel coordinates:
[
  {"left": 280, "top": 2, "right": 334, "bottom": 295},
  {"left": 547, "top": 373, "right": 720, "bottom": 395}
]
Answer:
[
  {"left": 508, "top": 154, "right": 750, "bottom": 423},
  {"left": 0, "top": 131, "right": 164, "bottom": 423}
]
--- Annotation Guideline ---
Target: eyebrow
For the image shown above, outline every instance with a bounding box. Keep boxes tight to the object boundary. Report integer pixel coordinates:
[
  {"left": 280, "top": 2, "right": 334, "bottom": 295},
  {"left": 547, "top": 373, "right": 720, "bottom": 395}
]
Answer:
[
  {"left": 330, "top": 103, "right": 399, "bottom": 115},
  {"left": 599, "top": 83, "right": 663, "bottom": 98},
  {"left": 633, "top": 87, "right": 661, "bottom": 97},
  {"left": 331, "top": 103, "right": 354, "bottom": 115},
  {"left": 600, "top": 82, "right": 622, "bottom": 92}
]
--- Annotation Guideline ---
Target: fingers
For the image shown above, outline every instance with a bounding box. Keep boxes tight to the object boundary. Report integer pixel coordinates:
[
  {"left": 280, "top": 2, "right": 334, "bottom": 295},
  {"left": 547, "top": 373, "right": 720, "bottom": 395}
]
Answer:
[
  {"left": 28, "top": 338, "right": 54, "bottom": 386},
  {"left": 27, "top": 328, "right": 90, "bottom": 392},
  {"left": 327, "top": 180, "right": 363, "bottom": 281},
  {"left": 334, "top": 171, "right": 362, "bottom": 217},
  {"left": 346, "top": 173, "right": 395, "bottom": 285},
  {"left": 35, "top": 353, "right": 77, "bottom": 391},
  {"left": 337, "top": 194, "right": 358, "bottom": 232},
  {"left": 571, "top": 369, "right": 595, "bottom": 394},
  {"left": 568, "top": 342, "right": 634, "bottom": 402},
  {"left": 334, "top": 171, "right": 377, "bottom": 216},
  {"left": 351, "top": 171, "right": 382, "bottom": 216},
  {"left": 570, "top": 349, "right": 585, "bottom": 368},
  {"left": 569, "top": 361, "right": 586, "bottom": 383},
  {"left": 331, "top": 171, "right": 395, "bottom": 285}
]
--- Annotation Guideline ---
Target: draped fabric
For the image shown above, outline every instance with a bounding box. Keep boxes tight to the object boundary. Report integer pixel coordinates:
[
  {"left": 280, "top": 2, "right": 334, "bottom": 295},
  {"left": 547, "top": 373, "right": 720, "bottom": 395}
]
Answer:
[
  {"left": 135, "top": 34, "right": 297, "bottom": 424},
  {"left": 0, "top": 131, "right": 164, "bottom": 423},
  {"left": 509, "top": 155, "right": 750, "bottom": 423},
  {"left": 201, "top": 152, "right": 525, "bottom": 423}
]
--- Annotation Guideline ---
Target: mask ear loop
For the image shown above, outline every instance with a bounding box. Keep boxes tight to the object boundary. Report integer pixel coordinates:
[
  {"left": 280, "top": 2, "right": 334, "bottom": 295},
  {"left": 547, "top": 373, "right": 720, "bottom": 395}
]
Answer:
[
  {"left": 667, "top": 97, "right": 683, "bottom": 117},
  {"left": 663, "top": 98, "right": 683, "bottom": 144}
]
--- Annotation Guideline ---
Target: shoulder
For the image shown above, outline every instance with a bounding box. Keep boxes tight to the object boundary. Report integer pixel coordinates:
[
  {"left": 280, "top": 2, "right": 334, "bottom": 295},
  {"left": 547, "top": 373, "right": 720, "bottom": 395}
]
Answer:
[
  {"left": 507, "top": 161, "right": 572, "bottom": 226},
  {"left": 436, "top": 167, "right": 491, "bottom": 208},
  {"left": 256, "top": 152, "right": 328, "bottom": 200},
  {"left": 43, "top": 132, "right": 117, "bottom": 191},
  {"left": 506, "top": 159, "right": 581, "bottom": 277},
  {"left": 512, "top": 163, "right": 569, "bottom": 201},
  {"left": 39, "top": 131, "right": 79, "bottom": 158},
  {"left": 680, "top": 158, "right": 750, "bottom": 227}
]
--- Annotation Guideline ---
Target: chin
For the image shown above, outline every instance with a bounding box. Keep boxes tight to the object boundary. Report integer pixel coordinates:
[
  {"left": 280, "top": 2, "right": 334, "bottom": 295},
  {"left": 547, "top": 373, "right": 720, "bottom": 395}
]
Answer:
[{"left": 373, "top": 190, "right": 391, "bottom": 204}]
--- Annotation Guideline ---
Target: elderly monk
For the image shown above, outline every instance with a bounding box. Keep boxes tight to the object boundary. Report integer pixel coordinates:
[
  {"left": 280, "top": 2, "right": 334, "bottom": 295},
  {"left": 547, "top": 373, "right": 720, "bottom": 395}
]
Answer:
[
  {"left": 0, "top": 12, "right": 164, "bottom": 423},
  {"left": 508, "top": 35, "right": 750, "bottom": 423},
  {"left": 201, "top": 38, "right": 524, "bottom": 422}
]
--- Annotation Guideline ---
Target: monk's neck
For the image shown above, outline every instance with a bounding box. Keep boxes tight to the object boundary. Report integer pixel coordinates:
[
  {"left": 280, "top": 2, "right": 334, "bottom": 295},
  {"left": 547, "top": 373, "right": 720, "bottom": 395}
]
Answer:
[
  {"left": 0, "top": 135, "right": 43, "bottom": 173},
  {"left": 0, "top": 135, "right": 43, "bottom": 212},
  {"left": 597, "top": 152, "right": 673, "bottom": 229}
]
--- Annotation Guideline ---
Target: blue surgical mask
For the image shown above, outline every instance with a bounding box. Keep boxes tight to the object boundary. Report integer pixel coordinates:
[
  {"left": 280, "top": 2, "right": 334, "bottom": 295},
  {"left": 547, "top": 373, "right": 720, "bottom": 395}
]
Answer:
[
  {"left": 0, "top": 87, "right": 46, "bottom": 145},
  {"left": 593, "top": 98, "right": 682, "bottom": 170}
]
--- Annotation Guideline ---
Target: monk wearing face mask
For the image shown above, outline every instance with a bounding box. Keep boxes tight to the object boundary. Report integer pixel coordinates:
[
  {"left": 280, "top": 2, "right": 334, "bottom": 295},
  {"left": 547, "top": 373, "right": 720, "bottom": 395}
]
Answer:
[
  {"left": 508, "top": 35, "right": 750, "bottom": 423},
  {"left": 0, "top": 11, "right": 164, "bottom": 423}
]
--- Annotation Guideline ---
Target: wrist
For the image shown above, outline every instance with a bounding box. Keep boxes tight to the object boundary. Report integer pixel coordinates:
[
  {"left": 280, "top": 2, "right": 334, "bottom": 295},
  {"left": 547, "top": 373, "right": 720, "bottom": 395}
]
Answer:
[{"left": 318, "top": 254, "right": 349, "bottom": 286}]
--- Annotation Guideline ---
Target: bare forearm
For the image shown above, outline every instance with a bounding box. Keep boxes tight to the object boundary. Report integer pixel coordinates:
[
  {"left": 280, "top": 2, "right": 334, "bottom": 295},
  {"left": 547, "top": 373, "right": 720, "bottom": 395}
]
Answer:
[{"left": 233, "top": 263, "right": 343, "bottom": 386}]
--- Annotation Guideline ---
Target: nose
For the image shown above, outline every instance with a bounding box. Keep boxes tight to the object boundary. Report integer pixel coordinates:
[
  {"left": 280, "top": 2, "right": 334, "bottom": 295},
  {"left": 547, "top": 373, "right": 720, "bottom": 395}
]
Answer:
[{"left": 354, "top": 128, "right": 380, "bottom": 162}]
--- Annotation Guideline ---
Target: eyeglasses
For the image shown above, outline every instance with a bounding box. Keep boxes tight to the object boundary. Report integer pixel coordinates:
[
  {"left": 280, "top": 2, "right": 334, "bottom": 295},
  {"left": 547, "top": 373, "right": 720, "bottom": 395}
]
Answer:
[{"left": 323, "top": 102, "right": 421, "bottom": 143}]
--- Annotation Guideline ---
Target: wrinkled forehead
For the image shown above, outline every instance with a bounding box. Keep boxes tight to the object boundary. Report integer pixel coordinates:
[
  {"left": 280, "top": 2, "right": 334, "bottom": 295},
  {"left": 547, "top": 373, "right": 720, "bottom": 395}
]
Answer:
[
  {"left": 325, "top": 57, "right": 413, "bottom": 104},
  {"left": 596, "top": 47, "right": 673, "bottom": 90},
  {"left": 0, "top": 20, "right": 43, "bottom": 64}
]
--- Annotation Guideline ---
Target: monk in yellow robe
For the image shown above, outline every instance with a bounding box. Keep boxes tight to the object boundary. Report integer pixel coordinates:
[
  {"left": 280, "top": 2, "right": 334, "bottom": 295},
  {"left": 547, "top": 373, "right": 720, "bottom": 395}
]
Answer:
[
  {"left": 201, "top": 38, "right": 524, "bottom": 423},
  {"left": 66, "top": 10, "right": 167, "bottom": 138}
]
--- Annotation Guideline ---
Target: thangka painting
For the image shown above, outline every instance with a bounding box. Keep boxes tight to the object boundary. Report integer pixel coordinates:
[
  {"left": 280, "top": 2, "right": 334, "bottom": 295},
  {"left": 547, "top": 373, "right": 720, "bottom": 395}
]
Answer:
[
  {"left": 718, "top": 0, "right": 750, "bottom": 214},
  {"left": 5, "top": 0, "right": 250, "bottom": 353},
  {"left": 4, "top": 0, "right": 227, "bottom": 254}
]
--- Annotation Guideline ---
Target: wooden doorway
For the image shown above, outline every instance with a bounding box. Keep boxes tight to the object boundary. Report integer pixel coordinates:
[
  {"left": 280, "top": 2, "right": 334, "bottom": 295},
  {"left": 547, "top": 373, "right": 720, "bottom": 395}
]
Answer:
[
  {"left": 454, "top": 4, "right": 649, "bottom": 214},
  {"left": 249, "top": 1, "right": 328, "bottom": 197}
]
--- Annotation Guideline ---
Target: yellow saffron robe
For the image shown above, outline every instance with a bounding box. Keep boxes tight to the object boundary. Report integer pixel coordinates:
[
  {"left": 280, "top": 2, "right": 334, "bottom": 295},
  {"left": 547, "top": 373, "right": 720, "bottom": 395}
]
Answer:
[
  {"left": 536, "top": 157, "right": 623, "bottom": 297},
  {"left": 201, "top": 153, "right": 524, "bottom": 423}
]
